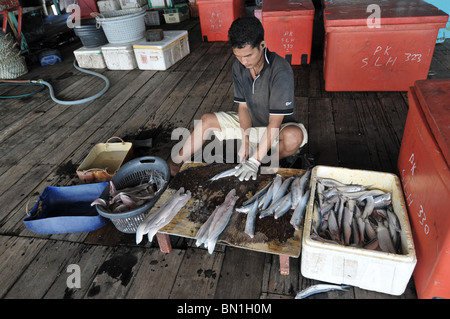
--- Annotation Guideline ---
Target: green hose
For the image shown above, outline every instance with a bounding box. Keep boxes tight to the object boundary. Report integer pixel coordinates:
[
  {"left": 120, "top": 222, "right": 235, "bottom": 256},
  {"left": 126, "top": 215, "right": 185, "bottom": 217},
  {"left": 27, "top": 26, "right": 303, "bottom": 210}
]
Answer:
[
  {"left": 0, "top": 60, "right": 110, "bottom": 105},
  {"left": 0, "top": 82, "right": 45, "bottom": 98}
]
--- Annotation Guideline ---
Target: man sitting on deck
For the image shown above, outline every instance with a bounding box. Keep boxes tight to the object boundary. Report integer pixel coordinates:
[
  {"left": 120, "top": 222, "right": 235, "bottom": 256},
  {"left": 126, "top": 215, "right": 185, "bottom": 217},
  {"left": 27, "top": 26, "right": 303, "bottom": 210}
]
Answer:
[{"left": 168, "top": 17, "right": 308, "bottom": 180}]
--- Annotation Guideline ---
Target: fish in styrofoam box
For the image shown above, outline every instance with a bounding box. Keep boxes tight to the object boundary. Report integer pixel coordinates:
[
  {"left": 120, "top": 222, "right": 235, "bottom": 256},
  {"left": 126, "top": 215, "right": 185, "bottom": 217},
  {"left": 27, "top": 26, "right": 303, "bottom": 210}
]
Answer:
[
  {"left": 132, "top": 30, "right": 190, "bottom": 70},
  {"left": 101, "top": 41, "right": 140, "bottom": 70},
  {"left": 74, "top": 46, "right": 107, "bottom": 69},
  {"left": 301, "top": 165, "right": 417, "bottom": 296}
]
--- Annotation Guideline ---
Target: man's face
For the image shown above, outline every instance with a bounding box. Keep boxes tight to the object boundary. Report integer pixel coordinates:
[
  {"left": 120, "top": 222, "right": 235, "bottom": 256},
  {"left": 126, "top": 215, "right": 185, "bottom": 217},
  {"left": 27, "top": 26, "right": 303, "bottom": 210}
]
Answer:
[{"left": 232, "top": 42, "right": 265, "bottom": 69}]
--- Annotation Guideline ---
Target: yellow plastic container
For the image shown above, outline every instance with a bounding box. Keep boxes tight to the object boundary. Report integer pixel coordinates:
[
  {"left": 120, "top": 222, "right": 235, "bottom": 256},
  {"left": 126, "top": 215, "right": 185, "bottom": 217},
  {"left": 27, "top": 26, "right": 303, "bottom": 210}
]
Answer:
[
  {"left": 301, "top": 165, "right": 417, "bottom": 295},
  {"left": 76, "top": 137, "right": 133, "bottom": 183}
]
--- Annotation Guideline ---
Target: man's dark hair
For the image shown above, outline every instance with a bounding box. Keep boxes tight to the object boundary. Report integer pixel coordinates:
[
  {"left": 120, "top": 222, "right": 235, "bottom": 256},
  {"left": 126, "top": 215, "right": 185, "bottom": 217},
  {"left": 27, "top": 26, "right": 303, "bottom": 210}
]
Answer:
[{"left": 228, "top": 17, "right": 264, "bottom": 49}]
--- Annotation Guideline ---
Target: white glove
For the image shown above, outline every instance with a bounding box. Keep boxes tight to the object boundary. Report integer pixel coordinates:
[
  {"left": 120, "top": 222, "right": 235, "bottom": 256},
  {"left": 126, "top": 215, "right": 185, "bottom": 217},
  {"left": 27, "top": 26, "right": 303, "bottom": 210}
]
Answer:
[{"left": 234, "top": 157, "right": 261, "bottom": 181}]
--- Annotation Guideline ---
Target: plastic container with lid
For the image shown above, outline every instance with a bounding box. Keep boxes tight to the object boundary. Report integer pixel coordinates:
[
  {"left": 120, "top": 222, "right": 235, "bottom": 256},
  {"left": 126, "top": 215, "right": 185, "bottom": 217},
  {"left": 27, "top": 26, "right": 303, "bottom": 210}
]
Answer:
[
  {"left": 398, "top": 79, "right": 450, "bottom": 299},
  {"left": 261, "top": 0, "right": 315, "bottom": 65},
  {"left": 322, "top": 2, "right": 448, "bottom": 91}
]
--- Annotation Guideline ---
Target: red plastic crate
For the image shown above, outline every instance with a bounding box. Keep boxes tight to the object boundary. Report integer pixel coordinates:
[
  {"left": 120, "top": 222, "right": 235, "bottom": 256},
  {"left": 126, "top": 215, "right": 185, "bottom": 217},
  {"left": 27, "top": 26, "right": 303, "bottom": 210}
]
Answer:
[
  {"left": 323, "top": 4, "right": 448, "bottom": 91},
  {"left": 398, "top": 79, "right": 450, "bottom": 299},
  {"left": 261, "top": 0, "right": 314, "bottom": 65},
  {"left": 196, "top": 0, "right": 245, "bottom": 42}
]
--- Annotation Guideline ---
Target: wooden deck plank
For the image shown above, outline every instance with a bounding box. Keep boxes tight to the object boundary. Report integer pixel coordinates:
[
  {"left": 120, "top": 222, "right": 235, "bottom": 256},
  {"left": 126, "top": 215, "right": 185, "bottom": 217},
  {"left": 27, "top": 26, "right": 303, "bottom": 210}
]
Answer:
[
  {"left": 84, "top": 246, "right": 145, "bottom": 299},
  {"left": 43, "top": 244, "right": 113, "bottom": 299},
  {"left": 214, "top": 247, "right": 266, "bottom": 299},
  {"left": 3, "top": 240, "right": 80, "bottom": 299},
  {"left": 169, "top": 247, "right": 224, "bottom": 299},
  {"left": 0, "top": 236, "right": 47, "bottom": 298},
  {"left": 125, "top": 248, "right": 186, "bottom": 299}
]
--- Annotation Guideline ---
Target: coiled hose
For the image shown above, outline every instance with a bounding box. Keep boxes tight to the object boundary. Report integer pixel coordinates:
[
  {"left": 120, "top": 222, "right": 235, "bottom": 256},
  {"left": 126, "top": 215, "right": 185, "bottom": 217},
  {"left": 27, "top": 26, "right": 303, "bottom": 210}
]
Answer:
[{"left": 0, "top": 60, "right": 110, "bottom": 105}]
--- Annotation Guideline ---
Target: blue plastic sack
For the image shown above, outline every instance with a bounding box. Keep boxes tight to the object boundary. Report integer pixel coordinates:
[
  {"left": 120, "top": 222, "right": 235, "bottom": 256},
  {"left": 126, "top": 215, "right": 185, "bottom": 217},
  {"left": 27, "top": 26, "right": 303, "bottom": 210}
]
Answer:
[{"left": 24, "top": 182, "right": 109, "bottom": 234}]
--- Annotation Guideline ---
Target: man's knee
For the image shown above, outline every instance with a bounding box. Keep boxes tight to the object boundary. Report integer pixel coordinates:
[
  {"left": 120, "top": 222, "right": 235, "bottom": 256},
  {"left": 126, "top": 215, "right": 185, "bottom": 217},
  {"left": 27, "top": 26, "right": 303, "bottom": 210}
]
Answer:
[
  {"left": 200, "top": 113, "right": 219, "bottom": 128},
  {"left": 281, "top": 126, "right": 304, "bottom": 151}
]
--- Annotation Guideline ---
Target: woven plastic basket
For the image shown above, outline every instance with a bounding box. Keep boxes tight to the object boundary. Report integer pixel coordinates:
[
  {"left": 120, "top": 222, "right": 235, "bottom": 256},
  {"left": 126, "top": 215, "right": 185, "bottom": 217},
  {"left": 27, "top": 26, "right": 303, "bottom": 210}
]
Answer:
[
  {"left": 95, "top": 156, "right": 170, "bottom": 233},
  {"left": 95, "top": 8, "right": 146, "bottom": 44}
]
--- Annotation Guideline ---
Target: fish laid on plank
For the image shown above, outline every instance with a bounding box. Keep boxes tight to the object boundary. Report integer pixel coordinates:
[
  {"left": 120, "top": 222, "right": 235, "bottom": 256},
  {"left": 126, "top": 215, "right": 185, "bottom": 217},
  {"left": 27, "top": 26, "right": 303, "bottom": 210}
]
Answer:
[
  {"left": 195, "top": 189, "right": 238, "bottom": 254},
  {"left": 208, "top": 167, "right": 239, "bottom": 182},
  {"left": 290, "top": 189, "right": 310, "bottom": 231},
  {"left": 244, "top": 199, "right": 259, "bottom": 238},
  {"left": 136, "top": 187, "right": 191, "bottom": 244}
]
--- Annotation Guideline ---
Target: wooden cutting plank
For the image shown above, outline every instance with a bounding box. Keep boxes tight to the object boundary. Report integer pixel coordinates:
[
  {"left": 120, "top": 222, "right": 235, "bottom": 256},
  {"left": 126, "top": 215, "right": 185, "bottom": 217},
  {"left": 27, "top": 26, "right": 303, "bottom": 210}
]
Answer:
[{"left": 153, "top": 162, "right": 307, "bottom": 258}]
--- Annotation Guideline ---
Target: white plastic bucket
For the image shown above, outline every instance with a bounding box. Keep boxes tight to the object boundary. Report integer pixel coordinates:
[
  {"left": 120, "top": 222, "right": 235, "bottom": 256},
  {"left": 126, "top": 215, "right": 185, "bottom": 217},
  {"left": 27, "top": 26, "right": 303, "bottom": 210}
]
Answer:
[{"left": 96, "top": 8, "right": 146, "bottom": 44}]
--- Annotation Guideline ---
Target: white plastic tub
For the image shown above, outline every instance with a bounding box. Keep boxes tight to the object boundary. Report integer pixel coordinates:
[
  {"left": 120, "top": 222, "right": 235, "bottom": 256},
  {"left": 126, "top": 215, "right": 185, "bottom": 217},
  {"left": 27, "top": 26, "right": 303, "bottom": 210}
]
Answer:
[
  {"left": 132, "top": 30, "right": 190, "bottom": 70},
  {"left": 301, "top": 165, "right": 417, "bottom": 295}
]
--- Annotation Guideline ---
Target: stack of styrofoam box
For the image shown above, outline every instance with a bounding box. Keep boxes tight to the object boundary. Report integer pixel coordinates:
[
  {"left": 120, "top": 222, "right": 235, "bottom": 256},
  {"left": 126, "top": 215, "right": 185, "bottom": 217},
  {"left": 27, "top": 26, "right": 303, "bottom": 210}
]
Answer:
[{"left": 132, "top": 30, "right": 190, "bottom": 70}]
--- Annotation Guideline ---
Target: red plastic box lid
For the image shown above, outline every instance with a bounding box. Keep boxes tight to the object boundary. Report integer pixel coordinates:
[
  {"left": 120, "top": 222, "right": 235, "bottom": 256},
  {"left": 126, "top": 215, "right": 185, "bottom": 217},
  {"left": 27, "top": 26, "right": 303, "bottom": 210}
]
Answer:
[
  {"left": 196, "top": 0, "right": 239, "bottom": 3},
  {"left": 262, "top": 0, "right": 315, "bottom": 17},
  {"left": 413, "top": 79, "right": 450, "bottom": 166},
  {"left": 323, "top": 0, "right": 434, "bottom": 8},
  {"left": 324, "top": 4, "right": 448, "bottom": 27}
]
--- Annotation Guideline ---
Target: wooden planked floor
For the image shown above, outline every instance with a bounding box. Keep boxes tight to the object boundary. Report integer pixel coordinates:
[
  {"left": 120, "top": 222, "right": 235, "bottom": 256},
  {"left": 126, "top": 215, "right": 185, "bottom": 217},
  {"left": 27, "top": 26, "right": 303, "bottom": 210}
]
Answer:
[{"left": 1, "top": 15, "right": 449, "bottom": 300}]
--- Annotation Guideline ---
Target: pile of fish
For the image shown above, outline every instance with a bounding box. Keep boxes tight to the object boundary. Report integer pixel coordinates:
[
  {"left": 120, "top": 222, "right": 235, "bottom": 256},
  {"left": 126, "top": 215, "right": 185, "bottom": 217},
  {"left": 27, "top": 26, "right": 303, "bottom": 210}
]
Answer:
[
  {"left": 136, "top": 187, "right": 191, "bottom": 244},
  {"left": 236, "top": 170, "right": 311, "bottom": 238},
  {"left": 91, "top": 170, "right": 167, "bottom": 213},
  {"left": 195, "top": 189, "right": 239, "bottom": 254},
  {"left": 311, "top": 177, "right": 402, "bottom": 254}
]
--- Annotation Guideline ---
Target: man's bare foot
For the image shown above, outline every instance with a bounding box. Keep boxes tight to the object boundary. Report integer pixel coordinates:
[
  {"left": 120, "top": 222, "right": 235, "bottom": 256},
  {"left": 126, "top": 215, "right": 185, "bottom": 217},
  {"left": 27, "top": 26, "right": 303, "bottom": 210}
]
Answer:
[{"left": 168, "top": 158, "right": 183, "bottom": 177}]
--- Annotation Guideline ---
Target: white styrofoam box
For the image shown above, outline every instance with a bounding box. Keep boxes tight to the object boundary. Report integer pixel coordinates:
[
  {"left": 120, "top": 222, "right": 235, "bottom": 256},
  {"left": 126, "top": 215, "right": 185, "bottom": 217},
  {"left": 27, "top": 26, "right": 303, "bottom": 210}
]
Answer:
[
  {"left": 119, "top": 0, "right": 147, "bottom": 9},
  {"left": 97, "top": 0, "right": 121, "bottom": 13},
  {"left": 301, "top": 165, "right": 417, "bottom": 296},
  {"left": 149, "top": 0, "right": 167, "bottom": 8},
  {"left": 101, "top": 41, "right": 140, "bottom": 70},
  {"left": 74, "top": 46, "right": 106, "bottom": 69},
  {"left": 132, "top": 30, "right": 190, "bottom": 70}
]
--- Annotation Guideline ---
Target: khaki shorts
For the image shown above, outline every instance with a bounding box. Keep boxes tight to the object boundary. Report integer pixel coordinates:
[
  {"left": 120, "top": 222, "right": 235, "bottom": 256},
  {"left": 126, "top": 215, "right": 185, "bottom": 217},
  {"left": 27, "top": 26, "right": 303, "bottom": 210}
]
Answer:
[{"left": 212, "top": 111, "right": 308, "bottom": 151}]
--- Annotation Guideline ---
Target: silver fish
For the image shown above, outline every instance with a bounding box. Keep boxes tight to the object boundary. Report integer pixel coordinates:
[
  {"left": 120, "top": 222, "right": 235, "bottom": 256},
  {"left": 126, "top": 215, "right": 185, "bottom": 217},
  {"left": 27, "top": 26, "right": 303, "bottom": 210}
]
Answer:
[
  {"left": 242, "top": 180, "right": 272, "bottom": 207},
  {"left": 146, "top": 191, "right": 191, "bottom": 242},
  {"left": 295, "top": 284, "right": 350, "bottom": 299},
  {"left": 387, "top": 207, "right": 401, "bottom": 248},
  {"left": 204, "top": 190, "right": 238, "bottom": 254},
  {"left": 209, "top": 167, "right": 239, "bottom": 182},
  {"left": 373, "top": 191, "right": 392, "bottom": 209},
  {"left": 343, "top": 206, "right": 353, "bottom": 246},
  {"left": 136, "top": 187, "right": 190, "bottom": 244},
  {"left": 317, "top": 177, "right": 347, "bottom": 188},
  {"left": 361, "top": 196, "right": 374, "bottom": 219},
  {"left": 274, "top": 193, "right": 293, "bottom": 219},
  {"left": 376, "top": 220, "right": 396, "bottom": 254},
  {"left": 195, "top": 189, "right": 238, "bottom": 252},
  {"left": 336, "top": 184, "right": 372, "bottom": 193},
  {"left": 272, "top": 176, "right": 294, "bottom": 205},
  {"left": 356, "top": 189, "right": 386, "bottom": 203},
  {"left": 327, "top": 210, "right": 341, "bottom": 243},
  {"left": 261, "top": 174, "right": 282, "bottom": 210},
  {"left": 244, "top": 199, "right": 259, "bottom": 238},
  {"left": 290, "top": 176, "right": 303, "bottom": 209},
  {"left": 290, "top": 189, "right": 310, "bottom": 230}
]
